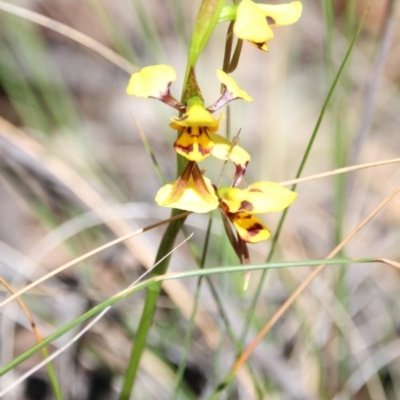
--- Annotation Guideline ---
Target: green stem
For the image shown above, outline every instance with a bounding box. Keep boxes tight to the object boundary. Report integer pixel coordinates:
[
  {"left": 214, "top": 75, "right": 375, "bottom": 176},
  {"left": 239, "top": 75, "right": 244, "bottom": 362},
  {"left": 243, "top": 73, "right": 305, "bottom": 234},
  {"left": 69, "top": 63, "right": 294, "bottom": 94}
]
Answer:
[
  {"left": 119, "top": 209, "right": 186, "bottom": 400},
  {"left": 42, "top": 348, "right": 63, "bottom": 400}
]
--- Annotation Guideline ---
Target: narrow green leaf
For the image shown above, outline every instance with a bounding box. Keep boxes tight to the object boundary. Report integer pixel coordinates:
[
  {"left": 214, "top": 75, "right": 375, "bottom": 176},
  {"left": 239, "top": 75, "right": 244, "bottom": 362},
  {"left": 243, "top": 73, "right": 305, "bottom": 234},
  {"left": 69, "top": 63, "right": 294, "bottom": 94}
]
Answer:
[{"left": 0, "top": 257, "right": 377, "bottom": 379}]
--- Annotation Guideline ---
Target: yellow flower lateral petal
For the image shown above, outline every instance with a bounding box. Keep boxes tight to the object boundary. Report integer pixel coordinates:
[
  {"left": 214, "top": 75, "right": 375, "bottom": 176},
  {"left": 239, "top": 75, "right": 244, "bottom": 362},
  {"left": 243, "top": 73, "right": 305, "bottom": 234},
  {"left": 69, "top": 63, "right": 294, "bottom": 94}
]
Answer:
[
  {"left": 170, "top": 103, "right": 221, "bottom": 131},
  {"left": 231, "top": 212, "right": 271, "bottom": 243},
  {"left": 234, "top": 0, "right": 302, "bottom": 51},
  {"left": 209, "top": 133, "right": 250, "bottom": 168},
  {"left": 155, "top": 175, "right": 219, "bottom": 213},
  {"left": 218, "top": 181, "right": 297, "bottom": 214},
  {"left": 234, "top": 0, "right": 274, "bottom": 51},
  {"left": 174, "top": 127, "right": 213, "bottom": 162},
  {"left": 216, "top": 70, "right": 253, "bottom": 103},
  {"left": 126, "top": 64, "right": 177, "bottom": 98},
  {"left": 257, "top": 1, "right": 302, "bottom": 27}
]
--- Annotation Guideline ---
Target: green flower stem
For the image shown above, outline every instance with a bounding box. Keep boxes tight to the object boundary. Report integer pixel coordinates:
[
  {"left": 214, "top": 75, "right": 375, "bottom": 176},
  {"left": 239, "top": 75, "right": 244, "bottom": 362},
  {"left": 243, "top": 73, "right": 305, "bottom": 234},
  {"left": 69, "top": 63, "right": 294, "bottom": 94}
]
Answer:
[
  {"left": 186, "top": 0, "right": 226, "bottom": 74},
  {"left": 218, "top": 5, "right": 237, "bottom": 22},
  {"left": 323, "top": 0, "right": 351, "bottom": 389},
  {"left": 0, "top": 258, "right": 376, "bottom": 380},
  {"left": 240, "top": 9, "right": 368, "bottom": 345},
  {"left": 180, "top": 0, "right": 225, "bottom": 103},
  {"left": 119, "top": 209, "right": 186, "bottom": 400},
  {"left": 41, "top": 348, "right": 63, "bottom": 400}
]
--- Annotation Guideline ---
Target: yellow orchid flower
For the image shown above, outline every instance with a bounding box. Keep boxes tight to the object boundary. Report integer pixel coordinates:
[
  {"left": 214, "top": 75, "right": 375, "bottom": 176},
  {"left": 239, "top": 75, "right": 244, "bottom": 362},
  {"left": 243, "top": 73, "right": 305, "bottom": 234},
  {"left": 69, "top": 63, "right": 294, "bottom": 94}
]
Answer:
[
  {"left": 170, "top": 101, "right": 251, "bottom": 171},
  {"left": 234, "top": 0, "right": 302, "bottom": 51},
  {"left": 219, "top": 181, "right": 297, "bottom": 243},
  {"left": 171, "top": 103, "right": 222, "bottom": 162},
  {"left": 127, "top": 66, "right": 253, "bottom": 166},
  {"left": 155, "top": 162, "right": 219, "bottom": 213}
]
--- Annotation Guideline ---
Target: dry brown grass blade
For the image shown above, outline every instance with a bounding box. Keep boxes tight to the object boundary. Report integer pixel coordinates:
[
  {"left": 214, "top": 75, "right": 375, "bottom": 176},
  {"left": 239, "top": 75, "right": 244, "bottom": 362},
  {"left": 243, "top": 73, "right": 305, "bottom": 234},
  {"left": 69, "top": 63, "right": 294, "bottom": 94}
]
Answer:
[
  {"left": 231, "top": 183, "right": 400, "bottom": 375},
  {"left": 0, "top": 275, "right": 62, "bottom": 396},
  {"left": 279, "top": 157, "right": 400, "bottom": 186},
  {"left": 0, "top": 1, "right": 137, "bottom": 74},
  {"left": 377, "top": 258, "right": 400, "bottom": 270},
  {"left": 0, "top": 116, "right": 220, "bottom": 350},
  {"left": 0, "top": 276, "right": 45, "bottom": 346},
  {"left": 0, "top": 212, "right": 190, "bottom": 310}
]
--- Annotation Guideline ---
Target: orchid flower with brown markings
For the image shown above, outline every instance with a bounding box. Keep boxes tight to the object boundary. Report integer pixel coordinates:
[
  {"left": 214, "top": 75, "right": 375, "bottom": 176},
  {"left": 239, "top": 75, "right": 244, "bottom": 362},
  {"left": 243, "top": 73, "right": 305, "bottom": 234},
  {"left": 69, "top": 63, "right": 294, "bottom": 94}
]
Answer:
[{"left": 126, "top": 65, "right": 252, "bottom": 172}]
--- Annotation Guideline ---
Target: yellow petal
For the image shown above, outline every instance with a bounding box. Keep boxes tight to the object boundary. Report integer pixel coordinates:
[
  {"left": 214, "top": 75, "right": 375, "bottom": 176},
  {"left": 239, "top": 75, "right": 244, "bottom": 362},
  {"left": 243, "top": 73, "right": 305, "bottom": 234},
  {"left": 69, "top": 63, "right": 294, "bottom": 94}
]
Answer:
[
  {"left": 231, "top": 212, "right": 271, "bottom": 243},
  {"left": 126, "top": 64, "right": 176, "bottom": 98},
  {"left": 219, "top": 181, "right": 297, "bottom": 214},
  {"left": 174, "top": 127, "right": 213, "bottom": 162},
  {"left": 209, "top": 133, "right": 250, "bottom": 167},
  {"left": 234, "top": 0, "right": 274, "bottom": 49},
  {"left": 155, "top": 176, "right": 218, "bottom": 213},
  {"left": 257, "top": 2, "right": 302, "bottom": 27},
  {"left": 171, "top": 103, "right": 221, "bottom": 131},
  {"left": 216, "top": 70, "right": 253, "bottom": 102}
]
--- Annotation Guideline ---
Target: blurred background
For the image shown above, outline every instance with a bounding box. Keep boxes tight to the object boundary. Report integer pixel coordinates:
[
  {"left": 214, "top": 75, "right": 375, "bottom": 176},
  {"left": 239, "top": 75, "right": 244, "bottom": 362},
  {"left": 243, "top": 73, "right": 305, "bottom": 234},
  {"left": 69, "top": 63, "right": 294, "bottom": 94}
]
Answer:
[{"left": 1, "top": 0, "right": 400, "bottom": 399}]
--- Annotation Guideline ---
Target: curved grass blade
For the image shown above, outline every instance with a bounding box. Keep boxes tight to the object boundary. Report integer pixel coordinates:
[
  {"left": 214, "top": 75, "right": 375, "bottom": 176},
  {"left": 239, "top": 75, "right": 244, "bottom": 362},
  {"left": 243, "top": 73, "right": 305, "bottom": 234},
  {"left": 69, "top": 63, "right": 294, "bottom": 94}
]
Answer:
[{"left": 0, "top": 257, "right": 379, "bottom": 379}]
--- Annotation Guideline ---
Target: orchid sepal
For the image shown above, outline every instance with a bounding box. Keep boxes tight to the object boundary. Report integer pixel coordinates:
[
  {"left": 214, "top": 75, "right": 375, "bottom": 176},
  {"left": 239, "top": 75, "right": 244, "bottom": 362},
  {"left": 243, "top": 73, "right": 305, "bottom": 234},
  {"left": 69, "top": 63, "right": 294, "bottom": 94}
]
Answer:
[
  {"left": 207, "top": 70, "right": 253, "bottom": 113},
  {"left": 126, "top": 64, "right": 185, "bottom": 111}
]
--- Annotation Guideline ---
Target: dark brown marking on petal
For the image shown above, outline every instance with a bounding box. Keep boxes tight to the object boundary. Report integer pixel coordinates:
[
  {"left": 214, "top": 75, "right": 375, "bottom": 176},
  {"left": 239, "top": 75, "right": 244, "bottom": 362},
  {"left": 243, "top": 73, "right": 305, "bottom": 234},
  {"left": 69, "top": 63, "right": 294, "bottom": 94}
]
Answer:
[
  {"left": 199, "top": 127, "right": 203, "bottom": 134},
  {"left": 186, "top": 126, "right": 200, "bottom": 138},
  {"left": 249, "top": 188, "right": 262, "bottom": 193},
  {"left": 254, "top": 42, "right": 268, "bottom": 52},
  {"left": 248, "top": 223, "right": 264, "bottom": 236},
  {"left": 174, "top": 144, "right": 193, "bottom": 155},
  {"left": 266, "top": 16, "right": 276, "bottom": 25},
  {"left": 239, "top": 201, "right": 253, "bottom": 211},
  {"left": 233, "top": 161, "right": 249, "bottom": 187},
  {"left": 199, "top": 145, "right": 212, "bottom": 156}
]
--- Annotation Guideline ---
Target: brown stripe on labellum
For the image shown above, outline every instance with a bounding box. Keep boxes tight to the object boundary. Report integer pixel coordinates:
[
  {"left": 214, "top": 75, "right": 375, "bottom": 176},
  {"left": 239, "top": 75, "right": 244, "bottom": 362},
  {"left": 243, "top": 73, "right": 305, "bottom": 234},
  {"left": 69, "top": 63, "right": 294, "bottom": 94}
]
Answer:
[
  {"left": 188, "top": 126, "right": 200, "bottom": 138},
  {"left": 174, "top": 144, "right": 194, "bottom": 155}
]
